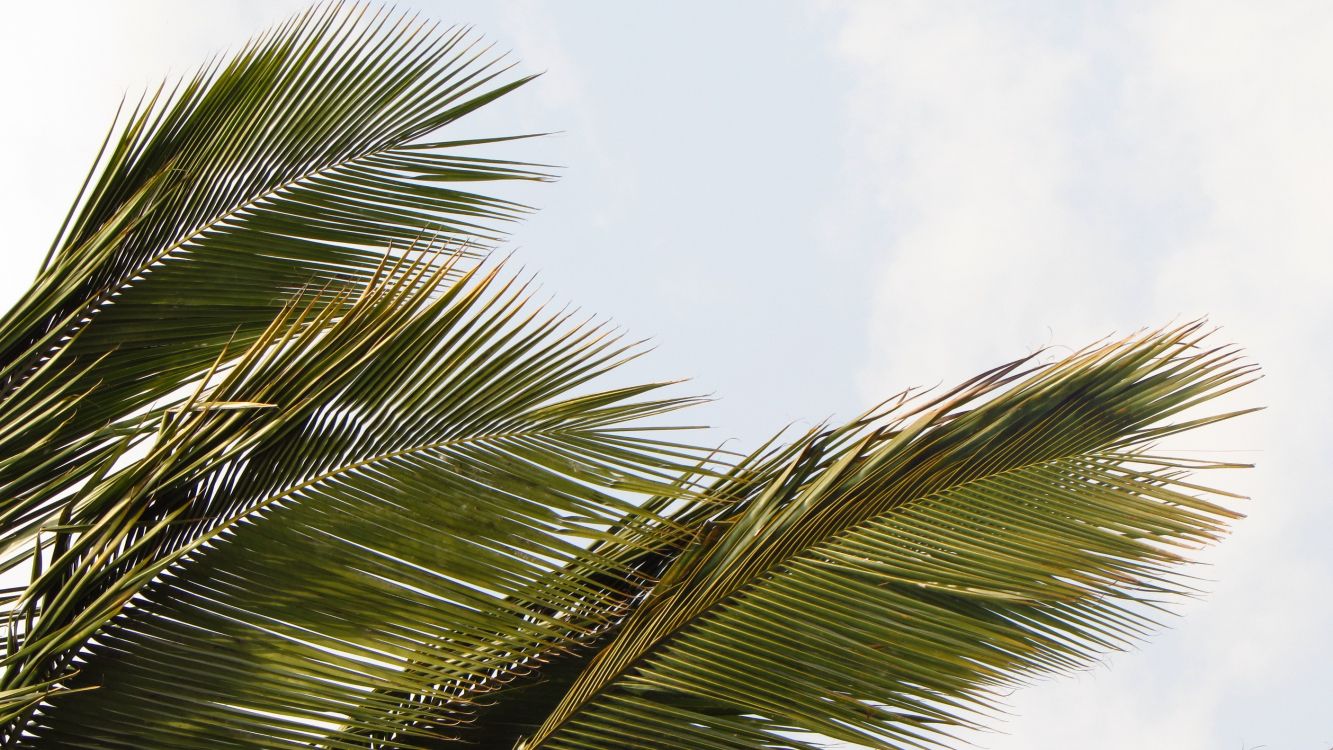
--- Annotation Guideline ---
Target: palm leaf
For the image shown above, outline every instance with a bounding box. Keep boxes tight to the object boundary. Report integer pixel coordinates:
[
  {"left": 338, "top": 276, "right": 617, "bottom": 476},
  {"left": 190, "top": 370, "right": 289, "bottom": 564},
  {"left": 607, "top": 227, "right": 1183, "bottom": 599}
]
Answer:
[
  {"left": 17, "top": 251, "right": 713, "bottom": 748},
  {"left": 516, "top": 323, "right": 1256, "bottom": 750},
  {"left": 0, "top": 1, "right": 548, "bottom": 566}
]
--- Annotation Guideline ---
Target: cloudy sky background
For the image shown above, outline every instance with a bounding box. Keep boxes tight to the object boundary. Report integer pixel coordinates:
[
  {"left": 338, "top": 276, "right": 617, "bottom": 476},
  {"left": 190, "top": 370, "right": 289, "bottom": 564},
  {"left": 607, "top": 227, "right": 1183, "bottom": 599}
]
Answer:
[{"left": 3, "top": 2, "right": 1329, "bottom": 748}]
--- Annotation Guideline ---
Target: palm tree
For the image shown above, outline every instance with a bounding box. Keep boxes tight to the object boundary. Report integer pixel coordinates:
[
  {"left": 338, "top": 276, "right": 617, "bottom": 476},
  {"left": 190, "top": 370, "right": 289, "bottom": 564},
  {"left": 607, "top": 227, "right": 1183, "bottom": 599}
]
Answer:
[{"left": 0, "top": 5, "right": 1256, "bottom": 749}]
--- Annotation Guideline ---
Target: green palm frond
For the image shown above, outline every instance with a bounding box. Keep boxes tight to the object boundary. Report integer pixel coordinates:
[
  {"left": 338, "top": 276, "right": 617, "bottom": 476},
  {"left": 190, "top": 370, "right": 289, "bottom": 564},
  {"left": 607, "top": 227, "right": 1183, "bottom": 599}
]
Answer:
[
  {"left": 516, "top": 323, "right": 1255, "bottom": 750},
  {"left": 0, "top": 1, "right": 547, "bottom": 563}
]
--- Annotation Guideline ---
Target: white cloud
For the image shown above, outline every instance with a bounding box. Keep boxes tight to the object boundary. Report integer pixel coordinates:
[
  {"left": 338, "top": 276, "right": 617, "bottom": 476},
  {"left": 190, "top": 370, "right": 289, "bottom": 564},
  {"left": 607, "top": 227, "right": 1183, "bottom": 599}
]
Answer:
[
  {"left": 827, "top": 1, "right": 1333, "bottom": 748},
  {"left": 836, "top": 3, "right": 1111, "bottom": 395}
]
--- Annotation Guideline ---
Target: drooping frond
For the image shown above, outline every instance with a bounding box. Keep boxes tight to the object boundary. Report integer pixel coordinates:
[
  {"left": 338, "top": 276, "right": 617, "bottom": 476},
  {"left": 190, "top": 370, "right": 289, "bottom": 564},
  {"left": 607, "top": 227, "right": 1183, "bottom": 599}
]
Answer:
[
  {"left": 516, "top": 323, "right": 1256, "bottom": 750},
  {"left": 0, "top": 1, "right": 547, "bottom": 567},
  {"left": 16, "top": 251, "right": 713, "bottom": 748}
]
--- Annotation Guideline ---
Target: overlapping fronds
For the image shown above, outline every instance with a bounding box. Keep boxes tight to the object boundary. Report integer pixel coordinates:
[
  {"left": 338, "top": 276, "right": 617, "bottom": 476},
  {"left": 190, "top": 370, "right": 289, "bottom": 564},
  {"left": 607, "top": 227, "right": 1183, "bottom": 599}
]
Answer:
[
  {"left": 0, "top": 3, "right": 564, "bottom": 736},
  {"left": 17, "top": 250, "right": 713, "bottom": 748},
  {"left": 0, "top": 1, "right": 547, "bottom": 572},
  {"left": 446, "top": 432, "right": 832, "bottom": 748},
  {"left": 517, "top": 323, "right": 1256, "bottom": 750},
  {"left": 1, "top": 4, "right": 1259, "bottom": 749}
]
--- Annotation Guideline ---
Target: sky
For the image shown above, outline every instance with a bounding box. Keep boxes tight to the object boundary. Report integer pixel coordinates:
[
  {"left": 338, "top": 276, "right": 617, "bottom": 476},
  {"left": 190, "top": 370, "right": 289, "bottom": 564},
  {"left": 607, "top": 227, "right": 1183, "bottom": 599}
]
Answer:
[{"left": 2, "top": 2, "right": 1330, "bottom": 748}]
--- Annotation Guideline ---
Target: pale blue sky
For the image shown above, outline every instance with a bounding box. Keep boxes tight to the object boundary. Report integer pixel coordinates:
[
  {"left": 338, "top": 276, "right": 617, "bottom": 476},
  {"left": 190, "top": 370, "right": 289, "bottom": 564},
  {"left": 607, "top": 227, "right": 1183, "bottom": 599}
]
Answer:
[{"left": 3, "top": 2, "right": 1330, "bottom": 748}]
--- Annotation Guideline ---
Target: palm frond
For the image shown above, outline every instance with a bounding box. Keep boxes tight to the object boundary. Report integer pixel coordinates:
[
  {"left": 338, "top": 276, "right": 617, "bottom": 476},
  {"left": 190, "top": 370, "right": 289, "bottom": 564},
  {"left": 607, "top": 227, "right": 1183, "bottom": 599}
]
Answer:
[
  {"left": 516, "top": 323, "right": 1256, "bottom": 750},
  {"left": 0, "top": 1, "right": 548, "bottom": 562},
  {"left": 15, "top": 250, "right": 713, "bottom": 748}
]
